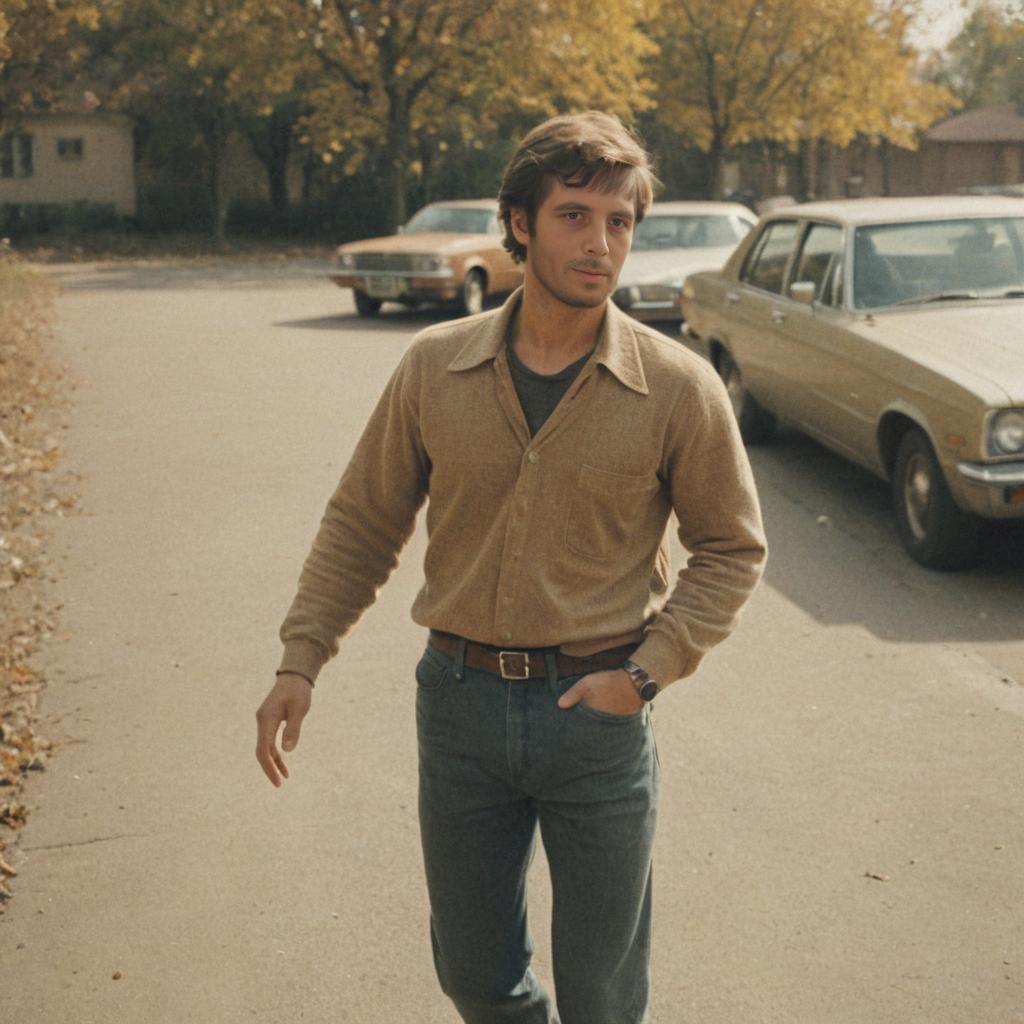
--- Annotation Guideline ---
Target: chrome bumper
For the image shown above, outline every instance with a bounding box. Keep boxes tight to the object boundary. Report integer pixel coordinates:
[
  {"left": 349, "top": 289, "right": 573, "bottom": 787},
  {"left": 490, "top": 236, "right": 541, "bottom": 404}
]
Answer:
[{"left": 957, "top": 461, "right": 1024, "bottom": 487}]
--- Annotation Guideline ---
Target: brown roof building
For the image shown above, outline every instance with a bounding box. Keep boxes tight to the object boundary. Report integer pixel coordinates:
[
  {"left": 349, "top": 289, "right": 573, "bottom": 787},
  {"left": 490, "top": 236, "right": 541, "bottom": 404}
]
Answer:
[{"left": 927, "top": 103, "right": 1024, "bottom": 145}]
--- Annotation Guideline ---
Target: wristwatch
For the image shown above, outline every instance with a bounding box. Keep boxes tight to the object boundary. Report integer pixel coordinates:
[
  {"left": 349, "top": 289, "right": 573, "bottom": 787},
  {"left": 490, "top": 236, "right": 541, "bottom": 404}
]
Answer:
[{"left": 622, "top": 659, "right": 659, "bottom": 702}]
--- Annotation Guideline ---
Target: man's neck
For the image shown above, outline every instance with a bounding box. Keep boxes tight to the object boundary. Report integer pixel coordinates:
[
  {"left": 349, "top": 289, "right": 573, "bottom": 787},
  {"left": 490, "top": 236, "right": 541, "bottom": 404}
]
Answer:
[{"left": 511, "top": 283, "right": 606, "bottom": 376}]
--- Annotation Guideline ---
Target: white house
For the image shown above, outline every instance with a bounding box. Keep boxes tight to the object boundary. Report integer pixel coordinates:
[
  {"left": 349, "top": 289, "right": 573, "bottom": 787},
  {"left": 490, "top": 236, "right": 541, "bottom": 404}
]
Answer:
[{"left": 0, "top": 111, "right": 136, "bottom": 216}]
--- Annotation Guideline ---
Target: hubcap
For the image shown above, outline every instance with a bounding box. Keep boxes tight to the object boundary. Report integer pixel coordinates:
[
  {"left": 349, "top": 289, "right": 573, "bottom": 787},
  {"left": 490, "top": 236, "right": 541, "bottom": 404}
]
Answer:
[{"left": 903, "top": 453, "right": 933, "bottom": 542}]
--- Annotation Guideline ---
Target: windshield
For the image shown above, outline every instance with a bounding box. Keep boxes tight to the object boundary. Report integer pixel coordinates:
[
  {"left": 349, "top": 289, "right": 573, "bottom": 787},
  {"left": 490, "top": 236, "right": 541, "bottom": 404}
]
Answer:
[
  {"left": 404, "top": 205, "right": 497, "bottom": 234},
  {"left": 852, "top": 217, "right": 1024, "bottom": 309},
  {"left": 631, "top": 214, "right": 745, "bottom": 251}
]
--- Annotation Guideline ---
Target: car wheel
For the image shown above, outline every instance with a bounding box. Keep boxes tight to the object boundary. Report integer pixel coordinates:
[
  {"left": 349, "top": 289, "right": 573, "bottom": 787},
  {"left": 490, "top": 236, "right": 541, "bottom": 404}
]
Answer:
[
  {"left": 354, "top": 291, "right": 382, "bottom": 317},
  {"left": 892, "top": 428, "right": 979, "bottom": 570},
  {"left": 717, "top": 349, "right": 776, "bottom": 444},
  {"left": 458, "top": 269, "right": 485, "bottom": 317}
]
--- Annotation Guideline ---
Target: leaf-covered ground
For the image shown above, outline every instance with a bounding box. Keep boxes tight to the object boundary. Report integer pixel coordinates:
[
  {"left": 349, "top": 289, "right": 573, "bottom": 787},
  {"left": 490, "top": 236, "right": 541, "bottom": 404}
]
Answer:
[{"left": 0, "top": 243, "right": 75, "bottom": 907}]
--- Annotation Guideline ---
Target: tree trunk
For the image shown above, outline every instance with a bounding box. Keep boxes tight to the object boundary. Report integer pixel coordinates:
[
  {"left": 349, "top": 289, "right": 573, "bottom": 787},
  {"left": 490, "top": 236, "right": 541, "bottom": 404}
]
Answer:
[
  {"left": 382, "top": 92, "right": 410, "bottom": 232},
  {"left": 880, "top": 138, "right": 892, "bottom": 197},
  {"left": 202, "top": 111, "right": 229, "bottom": 248},
  {"left": 249, "top": 105, "right": 296, "bottom": 216},
  {"left": 708, "top": 131, "right": 726, "bottom": 199},
  {"left": 268, "top": 159, "right": 288, "bottom": 216},
  {"left": 794, "top": 138, "right": 813, "bottom": 201}
]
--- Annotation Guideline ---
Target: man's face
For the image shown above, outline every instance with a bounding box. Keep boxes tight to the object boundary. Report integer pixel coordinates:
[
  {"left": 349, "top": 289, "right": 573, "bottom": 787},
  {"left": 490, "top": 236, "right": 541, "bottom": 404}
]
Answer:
[{"left": 510, "top": 180, "right": 636, "bottom": 310}]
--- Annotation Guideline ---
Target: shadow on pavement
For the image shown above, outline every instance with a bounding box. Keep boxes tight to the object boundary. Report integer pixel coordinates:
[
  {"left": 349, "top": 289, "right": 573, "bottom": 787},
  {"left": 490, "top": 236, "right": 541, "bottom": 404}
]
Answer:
[
  {"left": 274, "top": 292, "right": 573, "bottom": 334},
  {"left": 751, "top": 427, "right": 1024, "bottom": 648},
  {"left": 276, "top": 305, "right": 471, "bottom": 334}
]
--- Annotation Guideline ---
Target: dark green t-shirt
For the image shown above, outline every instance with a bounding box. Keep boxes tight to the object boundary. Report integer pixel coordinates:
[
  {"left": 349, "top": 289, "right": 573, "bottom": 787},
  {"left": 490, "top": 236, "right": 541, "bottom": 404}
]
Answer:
[{"left": 507, "top": 342, "right": 594, "bottom": 436}]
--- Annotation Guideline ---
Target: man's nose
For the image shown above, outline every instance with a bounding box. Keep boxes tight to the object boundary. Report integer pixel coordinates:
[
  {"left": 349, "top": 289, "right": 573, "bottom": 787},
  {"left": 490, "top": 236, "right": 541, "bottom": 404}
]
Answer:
[{"left": 582, "top": 222, "right": 610, "bottom": 257}]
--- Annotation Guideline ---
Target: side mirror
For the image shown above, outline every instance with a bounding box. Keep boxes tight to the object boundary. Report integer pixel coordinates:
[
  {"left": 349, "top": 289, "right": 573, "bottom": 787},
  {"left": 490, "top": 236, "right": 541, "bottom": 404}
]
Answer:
[{"left": 789, "top": 280, "right": 816, "bottom": 305}]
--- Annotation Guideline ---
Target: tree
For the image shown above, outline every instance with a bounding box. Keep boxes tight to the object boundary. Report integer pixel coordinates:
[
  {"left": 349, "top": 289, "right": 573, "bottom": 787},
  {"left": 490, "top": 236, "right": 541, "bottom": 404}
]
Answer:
[
  {"left": 268, "top": 0, "right": 658, "bottom": 232},
  {"left": 98, "top": 0, "right": 300, "bottom": 243},
  {"left": 650, "top": 0, "right": 956, "bottom": 196},
  {"left": 0, "top": 0, "right": 102, "bottom": 131},
  {"left": 931, "top": 1, "right": 1024, "bottom": 108}
]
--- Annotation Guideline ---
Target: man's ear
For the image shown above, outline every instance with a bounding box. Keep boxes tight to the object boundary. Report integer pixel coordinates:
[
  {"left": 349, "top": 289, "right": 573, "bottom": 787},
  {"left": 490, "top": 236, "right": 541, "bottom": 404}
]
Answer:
[{"left": 509, "top": 207, "right": 530, "bottom": 247}]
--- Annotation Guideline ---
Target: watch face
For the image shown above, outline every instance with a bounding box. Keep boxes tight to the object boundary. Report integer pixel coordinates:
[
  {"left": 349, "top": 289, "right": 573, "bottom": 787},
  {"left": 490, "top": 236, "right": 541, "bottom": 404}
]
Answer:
[{"left": 639, "top": 679, "right": 659, "bottom": 702}]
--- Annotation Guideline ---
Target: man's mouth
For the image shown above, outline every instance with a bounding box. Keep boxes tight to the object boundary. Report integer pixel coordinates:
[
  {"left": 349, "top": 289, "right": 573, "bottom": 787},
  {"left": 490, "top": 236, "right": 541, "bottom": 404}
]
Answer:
[{"left": 570, "top": 263, "right": 610, "bottom": 278}]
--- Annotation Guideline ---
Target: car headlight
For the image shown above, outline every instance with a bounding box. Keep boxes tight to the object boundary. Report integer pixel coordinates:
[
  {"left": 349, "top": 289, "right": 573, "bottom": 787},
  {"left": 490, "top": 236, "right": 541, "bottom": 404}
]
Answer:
[
  {"left": 338, "top": 252, "right": 356, "bottom": 269},
  {"left": 990, "top": 409, "right": 1024, "bottom": 455}
]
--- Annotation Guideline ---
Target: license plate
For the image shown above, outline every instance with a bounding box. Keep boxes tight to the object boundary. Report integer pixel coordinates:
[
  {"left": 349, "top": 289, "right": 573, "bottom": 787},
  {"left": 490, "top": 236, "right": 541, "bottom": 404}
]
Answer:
[{"left": 365, "top": 275, "right": 403, "bottom": 298}]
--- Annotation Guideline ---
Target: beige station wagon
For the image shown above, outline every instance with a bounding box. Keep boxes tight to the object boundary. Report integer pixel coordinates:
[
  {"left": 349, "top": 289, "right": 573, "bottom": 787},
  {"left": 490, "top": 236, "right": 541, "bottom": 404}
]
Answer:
[
  {"left": 680, "top": 195, "right": 1024, "bottom": 569},
  {"left": 331, "top": 199, "right": 522, "bottom": 317}
]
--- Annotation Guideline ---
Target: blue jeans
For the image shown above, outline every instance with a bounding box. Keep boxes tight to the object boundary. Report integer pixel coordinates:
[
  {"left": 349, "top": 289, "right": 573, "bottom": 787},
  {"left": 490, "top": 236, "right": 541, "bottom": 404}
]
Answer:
[{"left": 416, "top": 640, "right": 660, "bottom": 1024}]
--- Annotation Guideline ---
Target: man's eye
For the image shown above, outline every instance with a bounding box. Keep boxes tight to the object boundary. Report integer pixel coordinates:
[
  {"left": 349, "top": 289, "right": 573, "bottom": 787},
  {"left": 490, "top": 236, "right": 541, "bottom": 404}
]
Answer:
[{"left": 565, "top": 211, "right": 582, "bottom": 222}]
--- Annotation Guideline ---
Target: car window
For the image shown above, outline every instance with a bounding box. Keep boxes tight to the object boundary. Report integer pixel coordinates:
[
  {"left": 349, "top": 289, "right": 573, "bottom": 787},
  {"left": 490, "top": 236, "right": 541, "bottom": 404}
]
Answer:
[
  {"left": 792, "top": 223, "right": 843, "bottom": 305},
  {"left": 405, "top": 206, "right": 496, "bottom": 234},
  {"left": 631, "top": 214, "right": 744, "bottom": 251},
  {"left": 822, "top": 254, "right": 845, "bottom": 308},
  {"left": 853, "top": 216, "right": 1024, "bottom": 308},
  {"left": 740, "top": 220, "right": 799, "bottom": 294}
]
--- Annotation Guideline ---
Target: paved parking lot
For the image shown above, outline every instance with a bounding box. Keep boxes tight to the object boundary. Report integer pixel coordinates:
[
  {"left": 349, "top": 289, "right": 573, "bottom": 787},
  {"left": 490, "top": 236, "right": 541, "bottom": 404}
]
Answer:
[{"left": 2, "top": 263, "right": 1021, "bottom": 1023}]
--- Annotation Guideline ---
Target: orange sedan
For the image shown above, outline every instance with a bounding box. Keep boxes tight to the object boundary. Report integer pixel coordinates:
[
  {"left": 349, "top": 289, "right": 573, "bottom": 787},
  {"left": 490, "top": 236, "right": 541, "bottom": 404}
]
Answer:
[{"left": 332, "top": 199, "right": 523, "bottom": 317}]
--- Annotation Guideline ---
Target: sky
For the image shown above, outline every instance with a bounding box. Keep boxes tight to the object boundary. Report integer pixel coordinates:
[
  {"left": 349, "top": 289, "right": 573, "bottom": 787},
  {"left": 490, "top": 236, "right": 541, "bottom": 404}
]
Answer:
[
  {"left": 908, "top": 0, "right": 971, "bottom": 53},
  {"left": 908, "top": 0, "right": 1024, "bottom": 53}
]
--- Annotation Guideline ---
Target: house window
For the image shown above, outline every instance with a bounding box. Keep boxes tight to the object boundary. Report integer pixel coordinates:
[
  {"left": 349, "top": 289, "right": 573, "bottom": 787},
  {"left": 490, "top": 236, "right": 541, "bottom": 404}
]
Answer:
[
  {"left": 0, "top": 133, "right": 33, "bottom": 178},
  {"left": 57, "top": 137, "right": 84, "bottom": 160}
]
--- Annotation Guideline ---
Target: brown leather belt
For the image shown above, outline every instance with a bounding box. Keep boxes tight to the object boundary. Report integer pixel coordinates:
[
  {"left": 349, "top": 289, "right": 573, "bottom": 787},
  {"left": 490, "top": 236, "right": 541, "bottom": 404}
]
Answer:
[{"left": 428, "top": 631, "right": 636, "bottom": 681}]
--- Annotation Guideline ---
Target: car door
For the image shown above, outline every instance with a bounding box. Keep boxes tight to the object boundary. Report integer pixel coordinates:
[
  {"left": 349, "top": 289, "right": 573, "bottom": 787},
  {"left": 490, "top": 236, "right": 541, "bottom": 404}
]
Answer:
[
  {"left": 770, "top": 221, "right": 881, "bottom": 467},
  {"left": 721, "top": 218, "right": 801, "bottom": 413}
]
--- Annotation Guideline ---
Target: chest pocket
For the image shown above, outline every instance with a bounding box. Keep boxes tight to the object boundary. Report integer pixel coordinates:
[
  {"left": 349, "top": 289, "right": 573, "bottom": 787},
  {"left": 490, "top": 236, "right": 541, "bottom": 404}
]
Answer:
[{"left": 566, "top": 464, "right": 660, "bottom": 561}]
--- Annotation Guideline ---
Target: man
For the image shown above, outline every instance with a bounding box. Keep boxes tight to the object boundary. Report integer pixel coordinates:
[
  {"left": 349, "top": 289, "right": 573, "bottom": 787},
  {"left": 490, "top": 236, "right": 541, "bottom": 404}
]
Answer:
[{"left": 256, "top": 111, "right": 767, "bottom": 1023}]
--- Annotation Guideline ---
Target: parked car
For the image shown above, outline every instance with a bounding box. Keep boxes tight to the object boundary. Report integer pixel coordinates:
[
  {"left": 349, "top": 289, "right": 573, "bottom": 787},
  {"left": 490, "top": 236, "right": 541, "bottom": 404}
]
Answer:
[
  {"left": 612, "top": 201, "right": 756, "bottom": 323},
  {"left": 680, "top": 195, "right": 1024, "bottom": 569},
  {"left": 332, "top": 199, "right": 522, "bottom": 317}
]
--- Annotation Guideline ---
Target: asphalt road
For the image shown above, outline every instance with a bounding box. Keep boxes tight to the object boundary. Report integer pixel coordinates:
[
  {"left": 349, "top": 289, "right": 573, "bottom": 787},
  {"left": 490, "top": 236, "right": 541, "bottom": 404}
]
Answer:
[{"left": 2, "top": 261, "right": 1022, "bottom": 1023}]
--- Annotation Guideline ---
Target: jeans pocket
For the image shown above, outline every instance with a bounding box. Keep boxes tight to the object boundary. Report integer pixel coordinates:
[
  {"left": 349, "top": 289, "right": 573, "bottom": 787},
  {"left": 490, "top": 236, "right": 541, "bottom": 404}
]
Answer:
[
  {"left": 415, "top": 646, "right": 452, "bottom": 692},
  {"left": 573, "top": 701, "right": 646, "bottom": 726}
]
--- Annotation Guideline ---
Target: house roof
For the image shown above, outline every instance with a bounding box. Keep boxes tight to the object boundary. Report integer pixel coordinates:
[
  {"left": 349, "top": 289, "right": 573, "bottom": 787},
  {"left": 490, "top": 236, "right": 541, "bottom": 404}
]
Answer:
[{"left": 927, "top": 103, "right": 1024, "bottom": 144}]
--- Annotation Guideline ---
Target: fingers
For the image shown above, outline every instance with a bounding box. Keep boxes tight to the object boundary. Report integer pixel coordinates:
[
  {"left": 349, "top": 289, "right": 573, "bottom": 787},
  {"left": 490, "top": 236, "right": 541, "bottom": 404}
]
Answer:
[
  {"left": 557, "top": 677, "right": 587, "bottom": 709},
  {"left": 557, "top": 670, "right": 643, "bottom": 715},
  {"left": 281, "top": 709, "right": 306, "bottom": 752},
  {"left": 255, "top": 676, "right": 313, "bottom": 786},
  {"left": 255, "top": 709, "right": 285, "bottom": 788}
]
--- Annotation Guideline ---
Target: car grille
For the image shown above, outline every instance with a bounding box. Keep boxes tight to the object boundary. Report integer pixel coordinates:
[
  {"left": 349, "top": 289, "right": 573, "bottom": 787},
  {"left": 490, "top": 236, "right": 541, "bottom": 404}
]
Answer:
[{"left": 352, "top": 254, "right": 417, "bottom": 272}]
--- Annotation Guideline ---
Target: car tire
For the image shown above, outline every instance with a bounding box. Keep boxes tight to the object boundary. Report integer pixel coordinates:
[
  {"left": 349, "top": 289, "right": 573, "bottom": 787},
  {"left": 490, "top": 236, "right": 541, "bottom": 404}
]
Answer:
[
  {"left": 717, "top": 349, "right": 776, "bottom": 444},
  {"left": 457, "top": 269, "right": 485, "bottom": 317},
  {"left": 354, "top": 291, "right": 382, "bottom": 317},
  {"left": 892, "top": 428, "right": 979, "bottom": 570}
]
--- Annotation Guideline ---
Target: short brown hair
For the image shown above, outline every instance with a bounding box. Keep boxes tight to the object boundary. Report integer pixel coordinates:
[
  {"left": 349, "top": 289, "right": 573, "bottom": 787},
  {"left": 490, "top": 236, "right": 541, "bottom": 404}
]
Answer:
[{"left": 498, "top": 111, "right": 658, "bottom": 263}]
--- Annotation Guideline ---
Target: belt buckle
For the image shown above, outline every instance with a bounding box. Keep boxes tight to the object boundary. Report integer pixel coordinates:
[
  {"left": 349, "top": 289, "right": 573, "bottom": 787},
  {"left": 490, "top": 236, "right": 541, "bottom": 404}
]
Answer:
[{"left": 498, "top": 651, "right": 530, "bottom": 680}]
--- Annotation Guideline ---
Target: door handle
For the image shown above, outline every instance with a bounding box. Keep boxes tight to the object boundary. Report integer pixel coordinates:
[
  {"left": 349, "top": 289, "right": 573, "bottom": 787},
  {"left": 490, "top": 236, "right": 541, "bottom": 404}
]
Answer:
[{"left": 771, "top": 308, "right": 786, "bottom": 323}]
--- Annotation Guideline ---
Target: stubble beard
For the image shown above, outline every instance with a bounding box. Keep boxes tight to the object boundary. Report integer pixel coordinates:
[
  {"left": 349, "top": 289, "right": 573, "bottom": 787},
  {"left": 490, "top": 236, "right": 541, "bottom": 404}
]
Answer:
[{"left": 529, "top": 256, "right": 615, "bottom": 311}]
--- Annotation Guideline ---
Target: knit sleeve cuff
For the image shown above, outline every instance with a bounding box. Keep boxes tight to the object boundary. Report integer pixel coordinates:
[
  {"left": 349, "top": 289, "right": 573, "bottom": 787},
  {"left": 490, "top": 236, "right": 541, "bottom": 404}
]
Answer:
[
  {"left": 278, "top": 639, "right": 328, "bottom": 686},
  {"left": 630, "top": 631, "right": 698, "bottom": 692}
]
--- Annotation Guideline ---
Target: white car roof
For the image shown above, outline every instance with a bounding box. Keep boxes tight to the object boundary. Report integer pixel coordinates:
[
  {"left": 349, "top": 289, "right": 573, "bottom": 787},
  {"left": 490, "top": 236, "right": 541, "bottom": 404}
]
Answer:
[
  {"left": 765, "top": 194, "right": 1024, "bottom": 225},
  {"left": 645, "top": 200, "right": 756, "bottom": 219}
]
